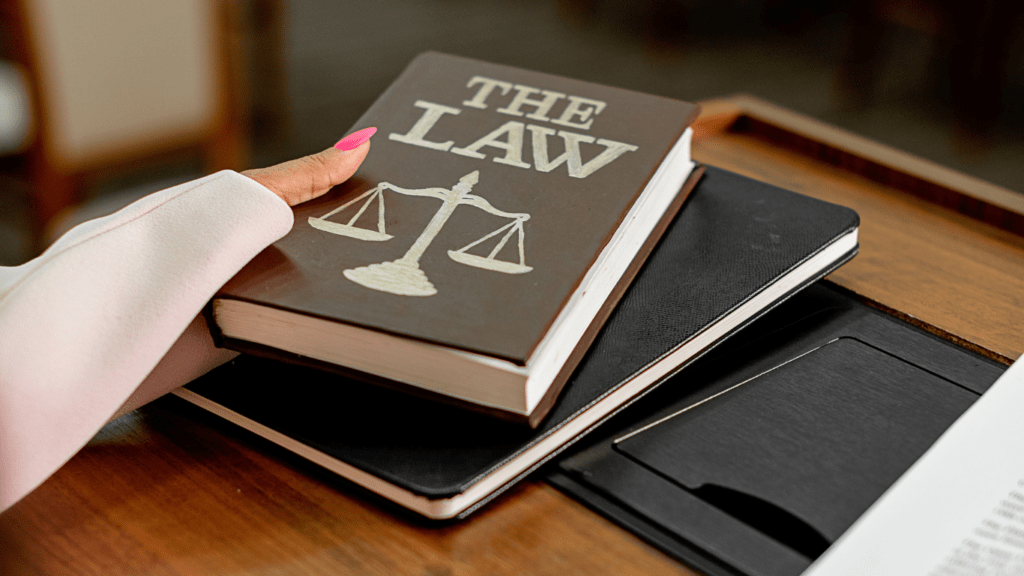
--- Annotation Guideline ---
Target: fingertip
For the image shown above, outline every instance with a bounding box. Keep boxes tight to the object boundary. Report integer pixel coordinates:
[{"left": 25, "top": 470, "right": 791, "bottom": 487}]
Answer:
[
  {"left": 321, "top": 138, "right": 370, "bottom": 186},
  {"left": 335, "top": 127, "right": 377, "bottom": 151},
  {"left": 332, "top": 137, "right": 370, "bottom": 165}
]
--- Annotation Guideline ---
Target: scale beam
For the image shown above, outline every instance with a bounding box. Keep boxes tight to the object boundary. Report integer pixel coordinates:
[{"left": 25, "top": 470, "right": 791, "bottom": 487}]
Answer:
[{"left": 309, "top": 171, "right": 533, "bottom": 296}]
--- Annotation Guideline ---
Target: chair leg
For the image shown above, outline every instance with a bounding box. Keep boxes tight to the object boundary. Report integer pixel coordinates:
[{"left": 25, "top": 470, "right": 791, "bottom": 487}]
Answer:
[
  {"left": 205, "top": 0, "right": 249, "bottom": 174},
  {"left": 206, "top": 125, "right": 247, "bottom": 174}
]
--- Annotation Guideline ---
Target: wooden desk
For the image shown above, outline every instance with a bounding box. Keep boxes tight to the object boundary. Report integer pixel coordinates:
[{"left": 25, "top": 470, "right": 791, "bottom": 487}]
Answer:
[{"left": 3, "top": 96, "right": 1023, "bottom": 575}]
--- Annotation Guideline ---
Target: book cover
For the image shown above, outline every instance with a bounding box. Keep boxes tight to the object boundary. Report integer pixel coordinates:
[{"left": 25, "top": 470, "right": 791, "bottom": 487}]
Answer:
[
  {"left": 182, "top": 166, "right": 861, "bottom": 520},
  {"left": 211, "top": 52, "right": 701, "bottom": 422}
]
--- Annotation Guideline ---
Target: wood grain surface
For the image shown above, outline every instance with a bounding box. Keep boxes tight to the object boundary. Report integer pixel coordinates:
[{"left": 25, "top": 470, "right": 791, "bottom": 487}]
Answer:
[
  {"left": 2, "top": 95, "right": 1022, "bottom": 575},
  {"left": 0, "top": 399, "right": 696, "bottom": 575},
  {"left": 692, "top": 96, "right": 1024, "bottom": 363}
]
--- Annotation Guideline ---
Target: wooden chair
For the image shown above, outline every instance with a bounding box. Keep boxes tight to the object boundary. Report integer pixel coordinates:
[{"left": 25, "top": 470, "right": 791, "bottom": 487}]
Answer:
[{"left": 2, "top": 0, "right": 248, "bottom": 236}]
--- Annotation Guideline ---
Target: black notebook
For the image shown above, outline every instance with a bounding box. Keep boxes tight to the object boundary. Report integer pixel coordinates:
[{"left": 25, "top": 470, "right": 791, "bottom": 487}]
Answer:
[{"left": 175, "top": 166, "right": 860, "bottom": 519}]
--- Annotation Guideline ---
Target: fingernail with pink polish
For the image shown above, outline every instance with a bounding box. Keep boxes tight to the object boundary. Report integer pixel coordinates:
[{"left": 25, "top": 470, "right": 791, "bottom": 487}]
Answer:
[{"left": 335, "top": 127, "right": 377, "bottom": 151}]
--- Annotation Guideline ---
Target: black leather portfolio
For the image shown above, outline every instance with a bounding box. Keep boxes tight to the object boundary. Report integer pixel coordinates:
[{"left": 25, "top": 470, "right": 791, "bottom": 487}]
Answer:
[{"left": 548, "top": 282, "right": 1006, "bottom": 576}]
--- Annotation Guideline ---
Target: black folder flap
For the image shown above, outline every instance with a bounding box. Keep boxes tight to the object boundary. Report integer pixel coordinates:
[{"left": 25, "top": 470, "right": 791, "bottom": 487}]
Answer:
[
  {"left": 549, "top": 283, "right": 1006, "bottom": 576},
  {"left": 615, "top": 337, "right": 977, "bottom": 544}
]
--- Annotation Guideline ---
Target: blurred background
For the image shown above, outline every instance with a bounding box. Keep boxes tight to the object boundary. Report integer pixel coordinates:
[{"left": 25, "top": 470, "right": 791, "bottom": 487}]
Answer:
[{"left": 2, "top": 0, "right": 1023, "bottom": 266}]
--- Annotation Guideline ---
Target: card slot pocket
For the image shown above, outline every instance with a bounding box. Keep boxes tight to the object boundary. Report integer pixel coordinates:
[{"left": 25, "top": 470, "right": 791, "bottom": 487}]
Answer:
[
  {"left": 689, "top": 484, "right": 830, "bottom": 559},
  {"left": 561, "top": 447, "right": 816, "bottom": 576}
]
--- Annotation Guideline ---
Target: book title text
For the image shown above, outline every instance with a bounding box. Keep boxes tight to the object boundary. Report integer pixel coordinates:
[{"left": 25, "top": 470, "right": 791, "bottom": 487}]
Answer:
[{"left": 389, "top": 75, "right": 638, "bottom": 179}]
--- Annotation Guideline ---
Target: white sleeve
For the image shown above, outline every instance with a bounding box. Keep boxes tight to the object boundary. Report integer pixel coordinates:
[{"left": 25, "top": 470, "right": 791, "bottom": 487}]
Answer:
[{"left": 0, "top": 170, "right": 293, "bottom": 510}]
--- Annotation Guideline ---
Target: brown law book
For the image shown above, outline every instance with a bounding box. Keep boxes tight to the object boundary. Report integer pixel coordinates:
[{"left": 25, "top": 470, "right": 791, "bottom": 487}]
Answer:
[{"left": 208, "top": 52, "right": 701, "bottom": 427}]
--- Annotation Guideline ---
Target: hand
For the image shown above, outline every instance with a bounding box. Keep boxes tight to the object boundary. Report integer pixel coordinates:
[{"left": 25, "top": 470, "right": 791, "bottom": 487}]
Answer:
[{"left": 241, "top": 127, "right": 376, "bottom": 206}]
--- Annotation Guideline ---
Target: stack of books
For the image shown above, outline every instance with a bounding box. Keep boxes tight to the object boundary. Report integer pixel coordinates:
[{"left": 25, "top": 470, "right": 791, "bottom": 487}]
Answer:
[{"left": 179, "top": 52, "right": 860, "bottom": 519}]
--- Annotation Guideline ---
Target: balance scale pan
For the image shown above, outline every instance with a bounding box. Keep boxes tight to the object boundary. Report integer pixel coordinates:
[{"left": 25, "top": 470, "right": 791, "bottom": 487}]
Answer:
[
  {"left": 448, "top": 251, "right": 533, "bottom": 274},
  {"left": 308, "top": 217, "right": 392, "bottom": 241}
]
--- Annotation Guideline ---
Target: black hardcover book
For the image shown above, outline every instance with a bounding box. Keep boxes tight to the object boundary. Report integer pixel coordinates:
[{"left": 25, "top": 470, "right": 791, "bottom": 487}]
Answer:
[
  {"left": 177, "top": 166, "right": 860, "bottom": 519},
  {"left": 548, "top": 282, "right": 1006, "bottom": 576}
]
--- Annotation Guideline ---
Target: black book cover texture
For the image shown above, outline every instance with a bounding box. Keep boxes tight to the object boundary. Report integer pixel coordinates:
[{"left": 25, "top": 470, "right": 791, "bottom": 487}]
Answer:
[{"left": 184, "top": 166, "right": 859, "bottom": 501}]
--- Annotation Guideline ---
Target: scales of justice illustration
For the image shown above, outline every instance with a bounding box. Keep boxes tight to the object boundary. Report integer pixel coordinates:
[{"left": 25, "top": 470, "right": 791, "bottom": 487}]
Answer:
[{"left": 308, "top": 171, "right": 533, "bottom": 297}]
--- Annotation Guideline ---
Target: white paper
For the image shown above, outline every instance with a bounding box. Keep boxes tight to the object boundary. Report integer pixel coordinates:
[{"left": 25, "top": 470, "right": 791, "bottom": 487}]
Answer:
[{"left": 802, "top": 355, "right": 1024, "bottom": 576}]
